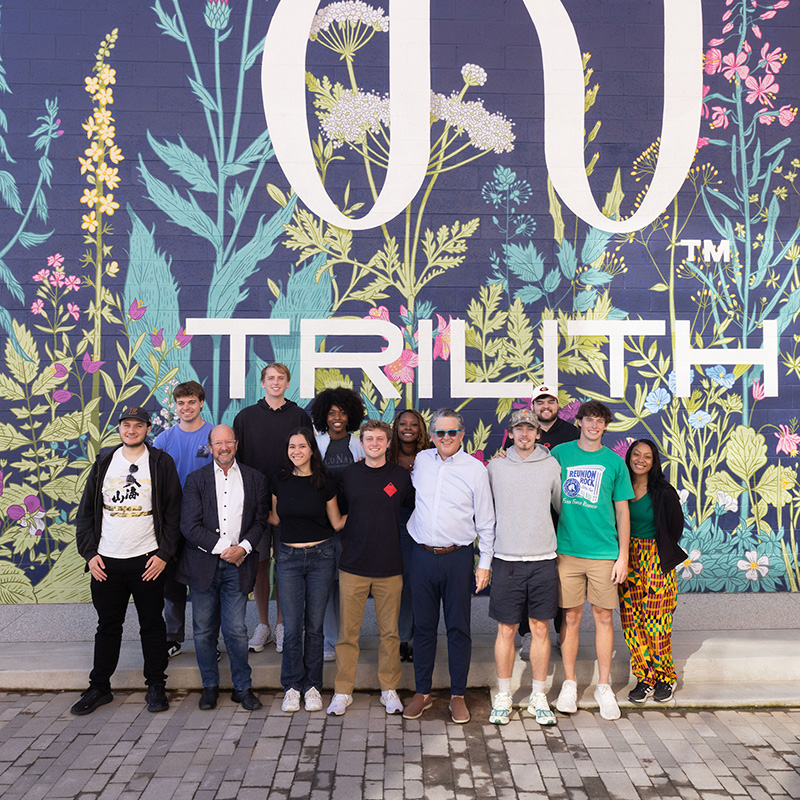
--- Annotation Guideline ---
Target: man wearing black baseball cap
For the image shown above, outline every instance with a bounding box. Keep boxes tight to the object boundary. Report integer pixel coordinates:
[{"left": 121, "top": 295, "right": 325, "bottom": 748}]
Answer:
[{"left": 72, "top": 406, "right": 182, "bottom": 716}]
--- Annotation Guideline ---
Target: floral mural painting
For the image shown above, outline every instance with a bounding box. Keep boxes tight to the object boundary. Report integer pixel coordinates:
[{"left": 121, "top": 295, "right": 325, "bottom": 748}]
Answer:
[{"left": 0, "top": 0, "right": 799, "bottom": 600}]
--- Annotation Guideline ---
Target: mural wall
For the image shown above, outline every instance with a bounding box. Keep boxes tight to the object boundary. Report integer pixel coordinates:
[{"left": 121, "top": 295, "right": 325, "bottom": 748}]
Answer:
[{"left": 0, "top": 0, "right": 798, "bottom": 602}]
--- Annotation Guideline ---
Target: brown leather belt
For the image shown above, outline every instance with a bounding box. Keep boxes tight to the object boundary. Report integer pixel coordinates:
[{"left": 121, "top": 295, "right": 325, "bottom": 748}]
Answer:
[{"left": 421, "top": 544, "right": 463, "bottom": 555}]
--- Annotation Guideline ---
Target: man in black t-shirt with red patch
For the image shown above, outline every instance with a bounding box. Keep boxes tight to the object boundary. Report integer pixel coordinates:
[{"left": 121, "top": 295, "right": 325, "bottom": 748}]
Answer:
[{"left": 325, "top": 420, "right": 413, "bottom": 717}]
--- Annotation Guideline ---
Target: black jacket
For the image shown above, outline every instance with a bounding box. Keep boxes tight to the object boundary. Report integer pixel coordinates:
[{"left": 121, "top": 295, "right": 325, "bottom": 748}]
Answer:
[
  {"left": 653, "top": 483, "right": 688, "bottom": 574},
  {"left": 75, "top": 443, "right": 183, "bottom": 565}
]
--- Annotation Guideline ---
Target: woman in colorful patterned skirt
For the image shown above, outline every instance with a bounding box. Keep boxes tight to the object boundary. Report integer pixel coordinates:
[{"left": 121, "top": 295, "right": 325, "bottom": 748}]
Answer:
[{"left": 621, "top": 439, "right": 688, "bottom": 704}]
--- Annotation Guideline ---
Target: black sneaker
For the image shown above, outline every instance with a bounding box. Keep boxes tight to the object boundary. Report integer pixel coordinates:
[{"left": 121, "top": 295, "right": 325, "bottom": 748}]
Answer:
[
  {"left": 145, "top": 683, "right": 169, "bottom": 713},
  {"left": 166, "top": 641, "right": 182, "bottom": 658},
  {"left": 70, "top": 686, "right": 113, "bottom": 716},
  {"left": 628, "top": 681, "right": 654, "bottom": 704},
  {"left": 653, "top": 680, "right": 675, "bottom": 703}
]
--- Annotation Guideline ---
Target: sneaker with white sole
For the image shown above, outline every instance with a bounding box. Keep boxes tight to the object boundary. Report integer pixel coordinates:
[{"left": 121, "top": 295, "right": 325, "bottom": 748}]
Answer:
[
  {"left": 518, "top": 632, "right": 532, "bottom": 661},
  {"left": 275, "top": 623, "right": 284, "bottom": 653},
  {"left": 166, "top": 641, "right": 182, "bottom": 658},
  {"left": 326, "top": 693, "right": 352, "bottom": 716},
  {"left": 304, "top": 687, "right": 323, "bottom": 712},
  {"left": 527, "top": 692, "right": 557, "bottom": 726},
  {"left": 653, "top": 680, "right": 675, "bottom": 703},
  {"left": 556, "top": 680, "right": 578, "bottom": 714},
  {"left": 380, "top": 690, "right": 403, "bottom": 715},
  {"left": 594, "top": 683, "right": 621, "bottom": 720},
  {"left": 281, "top": 688, "right": 301, "bottom": 713},
  {"left": 248, "top": 623, "right": 273, "bottom": 653},
  {"left": 489, "top": 691, "right": 513, "bottom": 725},
  {"left": 323, "top": 645, "right": 336, "bottom": 662}
]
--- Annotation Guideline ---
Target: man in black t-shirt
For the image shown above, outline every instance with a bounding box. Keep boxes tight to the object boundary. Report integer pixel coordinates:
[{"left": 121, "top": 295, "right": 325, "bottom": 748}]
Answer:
[{"left": 326, "top": 420, "right": 413, "bottom": 717}]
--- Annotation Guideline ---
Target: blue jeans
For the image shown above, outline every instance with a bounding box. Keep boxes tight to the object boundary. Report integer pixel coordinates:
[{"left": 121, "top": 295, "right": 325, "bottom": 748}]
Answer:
[
  {"left": 276, "top": 540, "right": 336, "bottom": 693},
  {"left": 191, "top": 559, "right": 251, "bottom": 693}
]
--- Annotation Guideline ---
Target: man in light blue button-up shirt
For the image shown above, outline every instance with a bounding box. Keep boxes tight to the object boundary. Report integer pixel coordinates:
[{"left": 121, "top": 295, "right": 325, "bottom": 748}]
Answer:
[{"left": 402, "top": 409, "right": 495, "bottom": 724}]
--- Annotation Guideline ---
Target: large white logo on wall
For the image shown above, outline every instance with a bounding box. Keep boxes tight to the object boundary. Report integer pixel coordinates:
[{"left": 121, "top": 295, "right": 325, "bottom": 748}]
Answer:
[{"left": 262, "top": 0, "right": 704, "bottom": 234}]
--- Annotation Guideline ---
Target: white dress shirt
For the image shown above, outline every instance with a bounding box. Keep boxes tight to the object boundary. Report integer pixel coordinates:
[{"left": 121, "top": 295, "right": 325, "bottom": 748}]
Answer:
[
  {"left": 211, "top": 460, "right": 252, "bottom": 555},
  {"left": 407, "top": 448, "right": 495, "bottom": 570}
]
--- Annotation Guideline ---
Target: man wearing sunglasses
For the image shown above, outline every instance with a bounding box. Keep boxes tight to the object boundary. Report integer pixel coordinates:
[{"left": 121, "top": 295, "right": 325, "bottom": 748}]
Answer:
[
  {"left": 73, "top": 407, "right": 182, "bottom": 716},
  {"left": 402, "top": 409, "right": 495, "bottom": 724}
]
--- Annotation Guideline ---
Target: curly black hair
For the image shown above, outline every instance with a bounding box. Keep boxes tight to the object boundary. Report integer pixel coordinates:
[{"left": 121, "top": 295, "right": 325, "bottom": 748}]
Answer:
[{"left": 309, "top": 387, "right": 365, "bottom": 434}]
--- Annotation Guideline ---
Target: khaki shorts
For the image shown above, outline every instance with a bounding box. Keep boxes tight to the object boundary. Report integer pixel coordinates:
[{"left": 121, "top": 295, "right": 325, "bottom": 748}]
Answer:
[{"left": 557, "top": 554, "right": 619, "bottom": 610}]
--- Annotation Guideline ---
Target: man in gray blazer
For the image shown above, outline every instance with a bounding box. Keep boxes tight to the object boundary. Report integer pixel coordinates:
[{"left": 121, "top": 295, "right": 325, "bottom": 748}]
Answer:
[{"left": 178, "top": 424, "right": 269, "bottom": 710}]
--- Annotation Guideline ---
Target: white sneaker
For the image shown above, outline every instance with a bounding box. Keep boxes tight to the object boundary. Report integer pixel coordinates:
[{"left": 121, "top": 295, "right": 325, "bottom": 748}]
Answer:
[
  {"left": 248, "top": 623, "right": 273, "bottom": 652},
  {"left": 594, "top": 683, "right": 620, "bottom": 721},
  {"left": 556, "top": 680, "right": 578, "bottom": 714},
  {"left": 323, "top": 645, "right": 336, "bottom": 662},
  {"left": 275, "top": 623, "right": 284, "bottom": 653},
  {"left": 304, "top": 687, "right": 323, "bottom": 712},
  {"left": 326, "top": 693, "right": 352, "bottom": 716},
  {"left": 519, "top": 632, "right": 532, "bottom": 661},
  {"left": 527, "top": 692, "right": 557, "bottom": 726},
  {"left": 489, "top": 691, "right": 513, "bottom": 725},
  {"left": 281, "top": 688, "right": 301, "bottom": 713},
  {"left": 380, "top": 690, "right": 403, "bottom": 715}
]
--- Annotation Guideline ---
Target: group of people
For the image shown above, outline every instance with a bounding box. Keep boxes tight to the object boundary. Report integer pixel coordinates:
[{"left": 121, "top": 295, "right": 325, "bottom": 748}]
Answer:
[{"left": 70, "top": 365, "right": 687, "bottom": 726}]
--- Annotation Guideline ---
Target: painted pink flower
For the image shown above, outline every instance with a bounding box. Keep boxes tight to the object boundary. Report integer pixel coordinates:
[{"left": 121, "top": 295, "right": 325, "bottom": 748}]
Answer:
[
  {"left": 6, "top": 505, "right": 25, "bottom": 521},
  {"left": 697, "top": 137, "right": 709, "bottom": 148},
  {"left": 48, "top": 271, "right": 66, "bottom": 288},
  {"left": 399, "top": 304, "right": 409, "bottom": 318},
  {"left": 722, "top": 9, "right": 732, "bottom": 20},
  {"left": 471, "top": 449, "right": 488, "bottom": 465},
  {"left": 778, "top": 105, "right": 797, "bottom": 126},
  {"left": 33, "top": 269, "right": 50, "bottom": 282},
  {"left": 760, "top": 10, "right": 776, "bottom": 19},
  {"left": 174, "top": 328, "right": 192, "bottom": 349},
  {"left": 610, "top": 437, "right": 634, "bottom": 459},
  {"left": 701, "top": 85, "right": 710, "bottom": 118},
  {"left": 52, "top": 389, "right": 72, "bottom": 404},
  {"left": 433, "top": 314, "right": 452, "bottom": 360},
  {"left": 774, "top": 0, "right": 790, "bottom": 8},
  {"left": 63, "top": 275, "right": 81, "bottom": 292},
  {"left": 752, "top": 380, "right": 765, "bottom": 401},
  {"left": 722, "top": 51, "right": 750, "bottom": 82},
  {"left": 743, "top": 39, "right": 752, "bottom": 54},
  {"left": 7, "top": 495, "right": 42, "bottom": 522},
  {"left": 752, "top": 24, "right": 762, "bottom": 38},
  {"left": 383, "top": 348, "right": 418, "bottom": 383},
  {"left": 758, "top": 107, "right": 775, "bottom": 125},
  {"left": 775, "top": 424, "right": 800, "bottom": 455},
  {"left": 128, "top": 299, "right": 147, "bottom": 321},
  {"left": 708, "top": 37, "right": 725, "bottom": 46},
  {"left": 745, "top": 73, "right": 779, "bottom": 106},
  {"left": 66, "top": 302, "right": 80, "bottom": 321},
  {"left": 704, "top": 48, "right": 722, "bottom": 74},
  {"left": 710, "top": 106, "right": 730, "bottom": 129},
  {"left": 82, "top": 351, "right": 105, "bottom": 374},
  {"left": 722, "top": 22, "right": 734, "bottom": 33},
  {"left": 760, "top": 43, "right": 785, "bottom": 73},
  {"left": 151, "top": 328, "right": 164, "bottom": 348},
  {"left": 53, "top": 363, "right": 68, "bottom": 378},
  {"left": 47, "top": 253, "right": 64, "bottom": 269},
  {"left": 30, "top": 299, "right": 45, "bottom": 316},
  {"left": 364, "top": 305, "right": 390, "bottom": 322}
]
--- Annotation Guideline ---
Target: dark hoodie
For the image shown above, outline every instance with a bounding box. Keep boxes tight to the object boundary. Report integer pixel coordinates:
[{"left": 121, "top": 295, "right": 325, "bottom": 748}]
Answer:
[{"left": 233, "top": 398, "right": 312, "bottom": 479}]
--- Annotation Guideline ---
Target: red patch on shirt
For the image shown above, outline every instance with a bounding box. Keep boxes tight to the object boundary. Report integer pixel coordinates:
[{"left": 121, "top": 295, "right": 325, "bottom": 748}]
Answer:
[{"left": 383, "top": 482, "right": 397, "bottom": 497}]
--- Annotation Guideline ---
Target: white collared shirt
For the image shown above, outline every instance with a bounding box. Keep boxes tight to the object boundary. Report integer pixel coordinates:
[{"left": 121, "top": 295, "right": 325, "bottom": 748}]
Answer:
[
  {"left": 407, "top": 448, "right": 495, "bottom": 569},
  {"left": 212, "top": 460, "right": 251, "bottom": 555}
]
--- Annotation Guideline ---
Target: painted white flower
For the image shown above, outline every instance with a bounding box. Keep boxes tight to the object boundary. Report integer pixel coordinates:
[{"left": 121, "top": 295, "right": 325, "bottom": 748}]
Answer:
[
  {"left": 677, "top": 489, "right": 690, "bottom": 505},
  {"left": 715, "top": 490, "right": 738, "bottom": 513},
  {"left": 320, "top": 89, "right": 391, "bottom": 148},
  {"left": 737, "top": 550, "right": 769, "bottom": 581},
  {"left": 679, "top": 549, "right": 703, "bottom": 579},
  {"left": 310, "top": 1, "right": 389, "bottom": 37},
  {"left": 461, "top": 63, "right": 487, "bottom": 87},
  {"left": 431, "top": 92, "right": 515, "bottom": 153}
]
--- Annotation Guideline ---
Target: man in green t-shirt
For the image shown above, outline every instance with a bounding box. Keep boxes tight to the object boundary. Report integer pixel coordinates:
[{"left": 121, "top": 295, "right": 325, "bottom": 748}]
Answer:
[{"left": 551, "top": 400, "right": 634, "bottom": 721}]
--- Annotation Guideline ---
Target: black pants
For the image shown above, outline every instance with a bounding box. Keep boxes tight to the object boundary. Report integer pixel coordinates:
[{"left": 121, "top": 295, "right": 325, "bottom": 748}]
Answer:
[{"left": 89, "top": 552, "right": 168, "bottom": 690}]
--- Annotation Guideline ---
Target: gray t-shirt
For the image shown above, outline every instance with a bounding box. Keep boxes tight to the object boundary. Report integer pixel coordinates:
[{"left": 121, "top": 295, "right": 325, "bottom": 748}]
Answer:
[{"left": 324, "top": 435, "right": 354, "bottom": 475}]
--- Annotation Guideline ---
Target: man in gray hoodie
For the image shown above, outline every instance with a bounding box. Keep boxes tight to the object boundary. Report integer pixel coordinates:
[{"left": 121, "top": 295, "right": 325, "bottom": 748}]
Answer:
[{"left": 486, "top": 409, "right": 561, "bottom": 726}]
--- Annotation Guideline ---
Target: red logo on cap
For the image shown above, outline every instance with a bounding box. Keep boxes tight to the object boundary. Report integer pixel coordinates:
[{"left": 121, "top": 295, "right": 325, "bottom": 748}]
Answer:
[{"left": 383, "top": 483, "right": 397, "bottom": 497}]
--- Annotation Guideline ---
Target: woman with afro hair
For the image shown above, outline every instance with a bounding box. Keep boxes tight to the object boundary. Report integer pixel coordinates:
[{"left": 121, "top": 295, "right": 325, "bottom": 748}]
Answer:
[{"left": 310, "top": 387, "right": 366, "bottom": 661}]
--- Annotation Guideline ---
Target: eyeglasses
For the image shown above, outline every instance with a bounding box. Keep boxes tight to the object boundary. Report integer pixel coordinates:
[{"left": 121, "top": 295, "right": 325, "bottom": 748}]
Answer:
[
  {"left": 125, "top": 464, "right": 139, "bottom": 485},
  {"left": 210, "top": 439, "right": 236, "bottom": 448},
  {"left": 433, "top": 429, "right": 461, "bottom": 439}
]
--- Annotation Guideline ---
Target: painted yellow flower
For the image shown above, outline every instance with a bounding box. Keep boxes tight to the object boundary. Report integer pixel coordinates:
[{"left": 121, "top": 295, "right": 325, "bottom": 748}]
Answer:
[
  {"left": 85, "top": 76, "right": 100, "bottom": 95},
  {"left": 106, "top": 260, "right": 120, "bottom": 276},
  {"left": 85, "top": 142, "right": 104, "bottom": 162},
  {"left": 99, "top": 124, "right": 115, "bottom": 145},
  {"left": 93, "top": 108, "right": 113, "bottom": 125},
  {"left": 96, "top": 88, "right": 114, "bottom": 105},
  {"left": 82, "top": 117, "right": 99, "bottom": 138},
  {"left": 80, "top": 188, "right": 99, "bottom": 206},
  {"left": 81, "top": 210, "right": 98, "bottom": 233},
  {"left": 98, "top": 193, "right": 119, "bottom": 215},
  {"left": 78, "top": 157, "right": 96, "bottom": 175},
  {"left": 99, "top": 67, "right": 116, "bottom": 85},
  {"left": 96, "top": 163, "right": 120, "bottom": 190},
  {"left": 107, "top": 144, "right": 124, "bottom": 164}
]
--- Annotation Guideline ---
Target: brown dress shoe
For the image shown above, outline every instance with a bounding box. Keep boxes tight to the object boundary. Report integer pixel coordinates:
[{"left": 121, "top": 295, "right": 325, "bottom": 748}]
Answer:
[
  {"left": 449, "top": 695, "right": 470, "bottom": 723},
  {"left": 402, "top": 692, "right": 432, "bottom": 720}
]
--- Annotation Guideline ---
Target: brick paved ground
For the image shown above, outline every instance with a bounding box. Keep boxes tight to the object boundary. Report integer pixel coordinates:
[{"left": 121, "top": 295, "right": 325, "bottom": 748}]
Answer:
[{"left": 0, "top": 690, "right": 798, "bottom": 800}]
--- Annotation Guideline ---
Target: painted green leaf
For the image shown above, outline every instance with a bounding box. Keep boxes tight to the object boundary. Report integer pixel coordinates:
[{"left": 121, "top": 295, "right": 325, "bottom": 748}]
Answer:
[
  {"left": 146, "top": 132, "right": 217, "bottom": 194},
  {"left": 33, "top": 542, "right": 91, "bottom": 603},
  {"left": 705, "top": 470, "right": 743, "bottom": 499},
  {"left": 38, "top": 397, "right": 101, "bottom": 442},
  {"left": 41, "top": 473, "right": 85, "bottom": 505},
  {"left": 0, "top": 561, "right": 36, "bottom": 604},
  {"left": 0, "top": 372, "right": 25, "bottom": 400},
  {"left": 724, "top": 425, "right": 767, "bottom": 481},
  {"left": 753, "top": 465, "right": 796, "bottom": 507},
  {"left": 6, "top": 321, "right": 40, "bottom": 384},
  {"left": 601, "top": 168, "right": 624, "bottom": 220},
  {"left": 0, "top": 421, "right": 32, "bottom": 450},
  {"left": 547, "top": 175, "right": 564, "bottom": 244}
]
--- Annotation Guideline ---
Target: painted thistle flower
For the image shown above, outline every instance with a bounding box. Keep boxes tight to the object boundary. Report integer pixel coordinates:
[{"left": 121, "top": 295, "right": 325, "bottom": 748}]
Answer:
[{"left": 205, "top": 0, "right": 231, "bottom": 30}]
